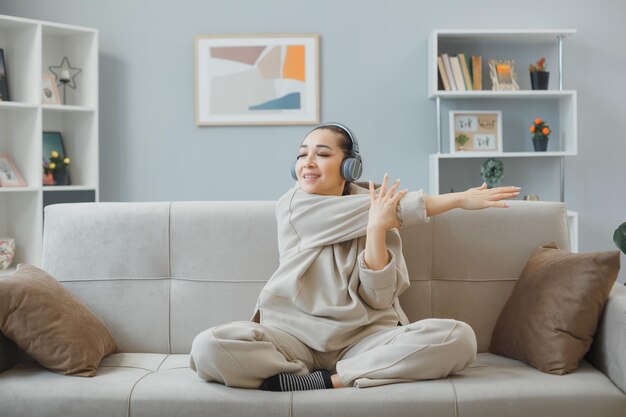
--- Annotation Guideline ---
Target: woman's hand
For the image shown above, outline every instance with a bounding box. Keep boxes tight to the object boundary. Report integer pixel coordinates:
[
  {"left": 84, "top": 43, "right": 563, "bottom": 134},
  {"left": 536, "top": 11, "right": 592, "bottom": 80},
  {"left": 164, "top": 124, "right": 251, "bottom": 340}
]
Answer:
[
  {"left": 368, "top": 173, "right": 408, "bottom": 231},
  {"left": 459, "top": 182, "right": 521, "bottom": 210}
]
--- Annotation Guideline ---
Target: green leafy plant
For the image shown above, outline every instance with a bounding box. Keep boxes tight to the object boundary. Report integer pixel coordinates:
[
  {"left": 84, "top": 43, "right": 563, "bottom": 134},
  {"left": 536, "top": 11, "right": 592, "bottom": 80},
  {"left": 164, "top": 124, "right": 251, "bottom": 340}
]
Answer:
[
  {"left": 530, "top": 118, "right": 551, "bottom": 141},
  {"left": 614, "top": 222, "right": 626, "bottom": 255},
  {"left": 43, "top": 150, "right": 70, "bottom": 175},
  {"left": 481, "top": 158, "right": 504, "bottom": 189},
  {"left": 456, "top": 134, "right": 470, "bottom": 149}
]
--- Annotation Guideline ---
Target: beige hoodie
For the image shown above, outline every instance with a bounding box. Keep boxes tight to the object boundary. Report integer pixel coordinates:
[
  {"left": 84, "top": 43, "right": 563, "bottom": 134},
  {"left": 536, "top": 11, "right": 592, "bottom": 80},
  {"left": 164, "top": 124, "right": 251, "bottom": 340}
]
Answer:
[{"left": 250, "top": 180, "right": 431, "bottom": 352}]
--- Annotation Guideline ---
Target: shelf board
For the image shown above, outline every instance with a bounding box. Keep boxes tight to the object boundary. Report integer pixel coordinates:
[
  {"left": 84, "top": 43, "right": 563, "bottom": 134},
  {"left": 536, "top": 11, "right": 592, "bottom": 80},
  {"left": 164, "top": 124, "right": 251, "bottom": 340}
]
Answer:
[
  {"left": 0, "top": 267, "right": 16, "bottom": 277},
  {"left": 429, "top": 90, "right": 576, "bottom": 99},
  {"left": 431, "top": 151, "right": 576, "bottom": 159},
  {"left": 434, "top": 29, "right": 576, "bottom": 42},
  {"left": 0, "top": 101, "right": 39, "bottom": 110},
  {"left": 42, "top": 104, "right": 96, "bottom": 112},
  {"left": 0, "top": 186, "right": 40, "bottom": 193},
  {"left": 42, "top": 185, "right": 96, "bottom": 192}
]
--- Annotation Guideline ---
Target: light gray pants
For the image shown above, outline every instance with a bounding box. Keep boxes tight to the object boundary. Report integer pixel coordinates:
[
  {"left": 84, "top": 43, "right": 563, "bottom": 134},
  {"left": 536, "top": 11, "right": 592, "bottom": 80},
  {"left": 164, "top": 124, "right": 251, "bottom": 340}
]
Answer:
[{"left": 189, "top": 318, "right": 477, "bottom": 389}]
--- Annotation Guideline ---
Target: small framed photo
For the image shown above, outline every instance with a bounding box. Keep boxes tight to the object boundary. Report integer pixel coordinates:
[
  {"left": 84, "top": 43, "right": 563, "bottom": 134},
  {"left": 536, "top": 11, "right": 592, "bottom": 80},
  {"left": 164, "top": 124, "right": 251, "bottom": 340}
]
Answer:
[
  {"left": 42, "top": 73, "right": 61, "bottom": 104},
  {"left": 42, "top": 131, "right": 67, "bottom": 164},
  {"left": 0, "top": 153, "right": 26, "bottom": 187},
  {"left": 0, "top": 48, "right": 10, "bottom": 101},
  {"left": 195, "top": 33, "right": 320, "bottom": 126},
  {"left": 489, "top": 59, "right": 520, "bottom": 91},
  {"left": 449, "top": 111, "right": 503, "bottom": 153}
]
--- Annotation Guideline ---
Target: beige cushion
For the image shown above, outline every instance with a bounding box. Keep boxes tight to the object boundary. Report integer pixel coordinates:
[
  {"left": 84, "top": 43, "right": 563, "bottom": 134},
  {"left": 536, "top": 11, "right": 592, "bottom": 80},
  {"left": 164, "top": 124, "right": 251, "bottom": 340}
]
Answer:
[
  {"left": 0, "top": 263, "right": 117, "bottom": 377},
  {"left": 489, "top": 241, "right": 620, "bottom": 375}
]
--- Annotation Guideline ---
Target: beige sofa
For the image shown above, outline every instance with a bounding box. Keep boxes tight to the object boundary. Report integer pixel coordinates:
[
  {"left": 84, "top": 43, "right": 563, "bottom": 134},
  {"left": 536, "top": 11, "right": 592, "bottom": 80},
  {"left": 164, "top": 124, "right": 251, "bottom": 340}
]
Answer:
[{"left": 0, "top": 200, "right": 625, "bottom": 417}]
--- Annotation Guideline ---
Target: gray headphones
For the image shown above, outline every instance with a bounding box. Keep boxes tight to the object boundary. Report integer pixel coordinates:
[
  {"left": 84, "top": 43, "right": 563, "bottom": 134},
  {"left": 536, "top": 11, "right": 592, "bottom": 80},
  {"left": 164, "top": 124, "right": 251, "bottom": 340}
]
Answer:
[{"left": 291, "top": 122, "right": 363, "bottom": 182}]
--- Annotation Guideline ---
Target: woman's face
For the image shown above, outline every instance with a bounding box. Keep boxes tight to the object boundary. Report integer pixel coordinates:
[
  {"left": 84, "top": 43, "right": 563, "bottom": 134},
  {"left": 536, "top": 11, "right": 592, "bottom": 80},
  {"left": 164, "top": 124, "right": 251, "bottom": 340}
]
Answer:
[{"left": 295, "top": 129, "right": 346, "bottom": 196}]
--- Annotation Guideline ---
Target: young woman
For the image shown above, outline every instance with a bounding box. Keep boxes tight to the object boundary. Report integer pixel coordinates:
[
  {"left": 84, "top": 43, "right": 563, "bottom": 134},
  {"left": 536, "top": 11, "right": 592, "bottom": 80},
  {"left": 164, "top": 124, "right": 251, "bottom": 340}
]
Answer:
[{"left": 189, "top": 122, "right": 521, "bottom": 391}]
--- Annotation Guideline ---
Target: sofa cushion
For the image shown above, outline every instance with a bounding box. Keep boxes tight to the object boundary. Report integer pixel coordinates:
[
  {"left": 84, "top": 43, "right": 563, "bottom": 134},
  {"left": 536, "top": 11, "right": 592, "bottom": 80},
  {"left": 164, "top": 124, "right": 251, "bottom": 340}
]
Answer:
[
  {"left": 0, "top": 360, "right": 151, "bottom": 417},
  {"left": 130, "top": 366, "right": 294, "bottom": 417},
  {"left": 452, "top": 355, "right": 626, "bottom": 417},
  {"left": 489, "top": 241, "right": 620, "bottom": 375},
  {"left": 0, "top": 263, "right": 118, "bottom": 377}
]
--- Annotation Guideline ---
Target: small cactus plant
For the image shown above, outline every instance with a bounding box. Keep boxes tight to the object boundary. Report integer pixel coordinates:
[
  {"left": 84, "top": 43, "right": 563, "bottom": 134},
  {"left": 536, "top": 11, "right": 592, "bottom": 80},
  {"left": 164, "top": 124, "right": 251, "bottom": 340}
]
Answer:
[{"left": 614, "top": 222, "right": 626, "bottom": 255}]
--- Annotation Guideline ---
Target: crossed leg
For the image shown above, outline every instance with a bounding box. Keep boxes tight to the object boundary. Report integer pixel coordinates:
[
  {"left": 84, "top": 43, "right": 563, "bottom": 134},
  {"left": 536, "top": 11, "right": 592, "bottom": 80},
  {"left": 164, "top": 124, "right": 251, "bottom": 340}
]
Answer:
[
  {"left": 333, "top": 318, "right": 477, "bottom": 388},
  {"left": 189, "top": 321, "right": 316, "bottom": 389}
]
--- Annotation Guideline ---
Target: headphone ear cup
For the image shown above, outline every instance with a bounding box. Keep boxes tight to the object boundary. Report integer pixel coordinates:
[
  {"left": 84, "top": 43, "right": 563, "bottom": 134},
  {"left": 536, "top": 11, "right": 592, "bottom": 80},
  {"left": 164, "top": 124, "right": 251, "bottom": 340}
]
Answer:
[
  {"left": 290, "top": 161, "right": 298, "bottom": 181},
  {"left": 341, "top": 156, "right": 363, "bottom": 182}
]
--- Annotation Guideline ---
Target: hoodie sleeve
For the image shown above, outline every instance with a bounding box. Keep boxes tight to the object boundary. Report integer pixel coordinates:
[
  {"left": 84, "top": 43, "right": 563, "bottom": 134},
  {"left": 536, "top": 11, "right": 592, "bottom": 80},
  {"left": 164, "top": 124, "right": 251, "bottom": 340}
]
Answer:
[
  {"left": 283, "top": 184, "right": 431, "bottom": 252},
  {"left": 357, "top": 229, "right": 411, "bottom": 310}
]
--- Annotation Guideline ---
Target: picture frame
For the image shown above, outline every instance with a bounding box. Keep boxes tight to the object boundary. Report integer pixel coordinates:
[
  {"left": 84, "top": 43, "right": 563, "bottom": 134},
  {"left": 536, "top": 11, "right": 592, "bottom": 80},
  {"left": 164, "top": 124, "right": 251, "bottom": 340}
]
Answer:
[
  {"left": 42, "top": 131, "right": 67, "bottom": 165},
  {"left": 42, "top": 73, "right": 61, "bottom": 105},
  {"left": 449, "top": 111, "right": 503, "bottom": 154},
  {"left": 0, "top": 48, "right": 10, "bottom": 101},
  {"left": 195, "top": 33, "right": 320, "bottom": 126},
  {"left": 488, "top": 59, "right": 520, "bottom": 91},
  {"left": 0, "top": 153, "right": 26, "bottom": 187}
]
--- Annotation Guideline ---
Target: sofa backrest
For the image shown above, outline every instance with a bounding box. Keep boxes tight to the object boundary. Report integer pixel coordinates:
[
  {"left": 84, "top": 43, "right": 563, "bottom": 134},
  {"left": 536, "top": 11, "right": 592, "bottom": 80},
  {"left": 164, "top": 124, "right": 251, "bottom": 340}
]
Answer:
[{"left": 42, "top": 200, "right": 570, "bottom": 354}]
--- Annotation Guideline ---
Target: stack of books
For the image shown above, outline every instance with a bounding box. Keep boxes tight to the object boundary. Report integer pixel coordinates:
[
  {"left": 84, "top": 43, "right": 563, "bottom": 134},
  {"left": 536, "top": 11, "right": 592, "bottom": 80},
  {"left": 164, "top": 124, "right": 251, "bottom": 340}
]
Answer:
[{"left": 437, "top": 53, "right": 482, "bottom": 91}]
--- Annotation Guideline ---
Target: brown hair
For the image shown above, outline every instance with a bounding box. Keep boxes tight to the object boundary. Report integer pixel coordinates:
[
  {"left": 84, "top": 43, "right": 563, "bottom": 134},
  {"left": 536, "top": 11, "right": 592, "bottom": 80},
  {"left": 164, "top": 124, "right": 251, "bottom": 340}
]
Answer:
[{"left": 310, "top": 125, "right": 358, "bottom": 196}]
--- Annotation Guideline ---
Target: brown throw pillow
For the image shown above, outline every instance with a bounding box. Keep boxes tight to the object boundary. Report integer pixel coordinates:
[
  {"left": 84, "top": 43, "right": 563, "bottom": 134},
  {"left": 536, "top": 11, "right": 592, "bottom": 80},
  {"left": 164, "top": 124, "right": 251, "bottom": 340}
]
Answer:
[
  {"left": 0, "top": 263, "right": 117, "bottom": 377},
  {"left": 489, "top": 241, "right": 620, "bottom": 375}
]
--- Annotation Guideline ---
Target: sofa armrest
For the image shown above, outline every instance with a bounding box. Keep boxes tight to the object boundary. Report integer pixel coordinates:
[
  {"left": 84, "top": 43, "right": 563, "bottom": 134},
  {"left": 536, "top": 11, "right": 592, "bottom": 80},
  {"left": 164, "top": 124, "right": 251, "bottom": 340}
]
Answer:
[
  {"left": 0, "top": 331, "right": 19, "bottom": 374},
  {"left": 586, "top": 283, "right": 626, "bottom": 394}
]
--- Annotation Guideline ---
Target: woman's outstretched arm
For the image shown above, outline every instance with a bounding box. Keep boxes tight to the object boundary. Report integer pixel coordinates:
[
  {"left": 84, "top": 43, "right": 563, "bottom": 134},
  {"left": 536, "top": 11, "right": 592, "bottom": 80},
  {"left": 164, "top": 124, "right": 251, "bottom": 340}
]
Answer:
[{"left": 424, "top": 182, "right": 521, "bottom": 217}]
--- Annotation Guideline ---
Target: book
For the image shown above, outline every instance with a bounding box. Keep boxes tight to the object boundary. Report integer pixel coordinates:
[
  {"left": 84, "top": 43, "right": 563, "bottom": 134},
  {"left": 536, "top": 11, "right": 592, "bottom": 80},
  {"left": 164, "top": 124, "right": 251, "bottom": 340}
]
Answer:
[
  {"left": 458, "top": 53, "right": 473, "bottom": 90},
  {"left": 472, "top": 55, "right": 482, "bottom": 90},
  {"left": 437, "top": 56, "right": 451, "bottom": 91},
  {"left": 449, "top": 56, "right": 466, "bottom": 91},
  {"left": 441, "top": 54, "right": 457, "bottom": 90}
]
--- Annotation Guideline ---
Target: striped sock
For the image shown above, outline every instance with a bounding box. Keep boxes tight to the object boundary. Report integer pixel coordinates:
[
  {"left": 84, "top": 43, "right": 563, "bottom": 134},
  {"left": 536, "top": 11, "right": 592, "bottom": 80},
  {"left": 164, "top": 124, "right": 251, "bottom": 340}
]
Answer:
[{"left": 259, "top": 369, "right": 333, "bottom": 391}]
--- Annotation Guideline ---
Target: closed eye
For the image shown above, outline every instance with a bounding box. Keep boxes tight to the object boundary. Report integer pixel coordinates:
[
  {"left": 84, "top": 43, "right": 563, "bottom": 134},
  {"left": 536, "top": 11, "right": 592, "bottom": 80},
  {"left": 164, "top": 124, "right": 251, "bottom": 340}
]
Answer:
[{"left": 297, "top": 154, "right": 329, "bottom": 159}]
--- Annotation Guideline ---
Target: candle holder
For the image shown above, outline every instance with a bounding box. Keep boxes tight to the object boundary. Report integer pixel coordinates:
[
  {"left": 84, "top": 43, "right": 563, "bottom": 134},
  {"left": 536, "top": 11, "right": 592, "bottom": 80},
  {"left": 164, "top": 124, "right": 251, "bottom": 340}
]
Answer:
[{"left": 49, "top": 56, "right": 81, "bottom": 105}]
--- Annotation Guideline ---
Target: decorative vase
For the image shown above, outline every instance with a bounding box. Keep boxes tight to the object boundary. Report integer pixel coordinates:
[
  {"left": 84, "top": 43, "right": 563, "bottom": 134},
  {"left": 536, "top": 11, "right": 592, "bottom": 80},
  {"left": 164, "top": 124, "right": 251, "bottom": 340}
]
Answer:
[
  {"left": 53, "top": 170, "right": 70, "bottom": 186},
  {"left": 43, "top": 172, "right": 54, "bottom": 185},
  {"left": 532, "top": 136, "right": 549, "bottom": 152},
  {"left": 530, "top": 71, "right": 549, "bottom": 90},
  {"left": 0, "top": 237, "right": 15, "bottom": 270}
]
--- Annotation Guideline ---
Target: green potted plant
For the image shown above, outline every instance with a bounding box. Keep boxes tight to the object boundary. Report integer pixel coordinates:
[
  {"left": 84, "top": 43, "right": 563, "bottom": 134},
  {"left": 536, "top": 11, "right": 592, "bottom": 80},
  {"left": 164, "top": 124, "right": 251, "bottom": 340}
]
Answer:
[
  {"left": 480, "top": 158, "right": 504, "bottom": 189},
  {"left": 614, "top": 222, "right": 626, "bottom": 254},
  {"left": 456, "top": 133, "right": 470, "bottom": 151},
  {"left": 529, "top": 57, "right": 549, "bottom": 90},
  {"left": 43, "top": 150, "right": 71, "bottom": 186},
  {"left": 530, "top": 118, "right": 550, "bottom": 152}
]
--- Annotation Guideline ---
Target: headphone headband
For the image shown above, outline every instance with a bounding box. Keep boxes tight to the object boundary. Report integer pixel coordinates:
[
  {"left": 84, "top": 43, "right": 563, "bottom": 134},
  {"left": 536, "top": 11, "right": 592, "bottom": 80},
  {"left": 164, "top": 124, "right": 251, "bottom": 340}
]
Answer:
[{"left": 307, "top": 122, "right": 360, "bottom": 156}]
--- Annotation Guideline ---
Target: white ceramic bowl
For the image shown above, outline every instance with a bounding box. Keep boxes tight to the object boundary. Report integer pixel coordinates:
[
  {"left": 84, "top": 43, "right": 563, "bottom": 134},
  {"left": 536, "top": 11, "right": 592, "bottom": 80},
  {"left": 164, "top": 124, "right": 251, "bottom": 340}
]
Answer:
[{"left": 0, "top": 237, "right": 16, "bottom": 270}]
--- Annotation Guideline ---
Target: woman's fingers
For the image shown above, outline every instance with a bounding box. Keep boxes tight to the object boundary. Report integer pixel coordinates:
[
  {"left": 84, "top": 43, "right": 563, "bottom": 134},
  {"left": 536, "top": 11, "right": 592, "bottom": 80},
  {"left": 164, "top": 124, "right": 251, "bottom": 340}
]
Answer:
[
  {"left": 379, "top": 173, "right": 388, "bottom": 197},
  {"left": 369, "top": 180, "right": 375, "bottom": 200},
  {"left": 392, "top": 188, "right": 408, "bottom": 202},
  {"left": 386, "top": 179, "right": 401, "bottom": 199}
]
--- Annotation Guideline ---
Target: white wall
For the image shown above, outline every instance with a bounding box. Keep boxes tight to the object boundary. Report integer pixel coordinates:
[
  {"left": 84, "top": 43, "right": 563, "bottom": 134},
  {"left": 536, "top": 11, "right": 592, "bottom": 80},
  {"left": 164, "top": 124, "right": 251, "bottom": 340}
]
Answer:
[{"left": 2, "top": 0, "right": 625, "bottom": 282}]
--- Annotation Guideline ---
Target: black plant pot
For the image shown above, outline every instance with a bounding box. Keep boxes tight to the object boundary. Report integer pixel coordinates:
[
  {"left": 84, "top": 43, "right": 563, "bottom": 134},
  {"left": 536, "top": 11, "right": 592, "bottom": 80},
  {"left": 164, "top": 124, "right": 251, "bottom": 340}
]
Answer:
[
  {"left": 530, "top": 71, "right": 549, "bottom": 90},
  {"left": 53, "top": 170, "right": 71, "bottom": 186},
  {"left": 532, "top": 136, "right": 549, "bottom": 152}
]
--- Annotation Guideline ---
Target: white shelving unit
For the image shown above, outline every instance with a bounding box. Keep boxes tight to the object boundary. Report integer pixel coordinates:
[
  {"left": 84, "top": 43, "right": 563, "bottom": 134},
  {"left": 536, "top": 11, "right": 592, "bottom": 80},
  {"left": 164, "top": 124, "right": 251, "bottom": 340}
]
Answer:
[
  {"left": 428, "top": 29, "right": 578, "bottom": 252},
  {"left": 0, "top": 14, "right": 98, "bottom": 276}
]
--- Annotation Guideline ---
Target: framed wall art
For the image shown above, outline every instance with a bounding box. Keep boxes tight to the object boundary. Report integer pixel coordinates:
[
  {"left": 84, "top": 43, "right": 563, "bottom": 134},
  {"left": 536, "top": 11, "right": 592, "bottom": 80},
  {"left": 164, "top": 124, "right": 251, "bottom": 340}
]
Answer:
[
  {"left": 194, "top": 33, "right": 319, "bottom": 126},
  {"left": 449, "top": 111, "right": 503, "bottom": 154},
  {"left": 489, "top": 59, "right": 520, "bottom": 91}
]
